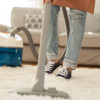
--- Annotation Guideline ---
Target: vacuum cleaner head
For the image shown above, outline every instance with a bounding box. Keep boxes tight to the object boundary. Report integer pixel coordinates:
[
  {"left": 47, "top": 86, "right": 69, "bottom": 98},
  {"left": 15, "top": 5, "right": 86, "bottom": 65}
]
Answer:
[{"left": 12, "top": 87, "right": 70, "bottom": 99}]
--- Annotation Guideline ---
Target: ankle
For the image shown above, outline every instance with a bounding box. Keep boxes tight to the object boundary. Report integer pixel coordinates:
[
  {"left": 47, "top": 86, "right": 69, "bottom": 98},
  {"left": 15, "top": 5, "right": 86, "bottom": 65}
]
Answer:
[
  {"left": 67, "top": 67, "right": 72, "bottom": 72},
  {"left": 49, "top": 59, "right": 58, "bottom": 63}
]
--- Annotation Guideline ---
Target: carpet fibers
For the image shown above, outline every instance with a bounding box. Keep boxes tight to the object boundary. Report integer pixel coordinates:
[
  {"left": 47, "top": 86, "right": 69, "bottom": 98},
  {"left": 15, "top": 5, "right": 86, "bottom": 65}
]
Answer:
[{"left": 0, "top": 65, "right": 100, "bottom": 100}]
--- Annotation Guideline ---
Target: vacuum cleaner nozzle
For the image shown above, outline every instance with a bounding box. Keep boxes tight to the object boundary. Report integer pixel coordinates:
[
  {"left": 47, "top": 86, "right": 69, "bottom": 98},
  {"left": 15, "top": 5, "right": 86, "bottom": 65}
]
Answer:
[{"left": 14, "top": 88, "right": 70, "bottom": 99}]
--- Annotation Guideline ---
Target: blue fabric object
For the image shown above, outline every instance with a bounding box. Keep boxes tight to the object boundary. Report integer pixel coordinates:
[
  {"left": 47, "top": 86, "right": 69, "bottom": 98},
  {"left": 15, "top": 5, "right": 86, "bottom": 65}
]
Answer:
[{"left": 0, "top": 47, "right": 23, "bottom": 67}]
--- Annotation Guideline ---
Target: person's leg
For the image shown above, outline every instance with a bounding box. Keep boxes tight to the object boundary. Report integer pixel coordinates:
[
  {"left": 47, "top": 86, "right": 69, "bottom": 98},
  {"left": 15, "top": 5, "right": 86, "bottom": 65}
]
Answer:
[
  {"left": 45, "top": 4, "right": 60, "bottom": 73},
  {"left": 46, "top": 5, "right": 60, "bottom": 60},
  {"left": 57, "top": 8, "right": 87, "bottom": 79}
]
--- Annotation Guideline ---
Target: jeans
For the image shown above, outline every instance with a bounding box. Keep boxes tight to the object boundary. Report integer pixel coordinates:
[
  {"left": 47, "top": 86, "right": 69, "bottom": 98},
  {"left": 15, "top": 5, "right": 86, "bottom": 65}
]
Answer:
[{"left": 46, "top": 4, "right": 87, "bottom": 69}]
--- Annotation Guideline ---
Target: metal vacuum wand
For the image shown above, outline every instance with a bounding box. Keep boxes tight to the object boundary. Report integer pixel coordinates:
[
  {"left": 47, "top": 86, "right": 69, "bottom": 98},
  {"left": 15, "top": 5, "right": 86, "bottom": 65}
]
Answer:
[{"left": 11, "top": 2, "right": 70, "bottom": 99}]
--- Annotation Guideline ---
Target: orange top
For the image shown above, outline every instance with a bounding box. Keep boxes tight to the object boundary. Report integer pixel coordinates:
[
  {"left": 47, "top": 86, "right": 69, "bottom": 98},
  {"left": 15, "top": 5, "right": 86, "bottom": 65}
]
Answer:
[{"left": 43, "top": 0, "right": 95, "bottom": 14}]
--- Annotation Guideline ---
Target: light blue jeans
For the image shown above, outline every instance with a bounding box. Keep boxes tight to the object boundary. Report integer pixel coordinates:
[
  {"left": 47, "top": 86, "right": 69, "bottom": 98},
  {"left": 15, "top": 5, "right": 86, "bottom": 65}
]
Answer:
[{"left": 46, "top": 5, "right": 87, "bottom": 70}]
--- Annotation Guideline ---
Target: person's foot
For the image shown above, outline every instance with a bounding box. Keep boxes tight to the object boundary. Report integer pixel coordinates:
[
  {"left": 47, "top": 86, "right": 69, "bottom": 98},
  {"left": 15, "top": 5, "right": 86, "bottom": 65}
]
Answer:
[
  {"left": 56, "top": 67, "right": 72, "bottom": 79},
  {"left": 45, "top": 60, "right": 60, "bottom": 74}
]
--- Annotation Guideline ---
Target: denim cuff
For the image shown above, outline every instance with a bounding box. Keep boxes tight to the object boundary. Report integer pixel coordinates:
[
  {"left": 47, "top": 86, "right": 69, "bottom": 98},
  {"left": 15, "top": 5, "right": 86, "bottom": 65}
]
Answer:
[
  {"left": 63, "top": 59, "right": 76, "bottom": 70},
  {"left": 47, "top": 53, "right": 57, "bottom": 60}
]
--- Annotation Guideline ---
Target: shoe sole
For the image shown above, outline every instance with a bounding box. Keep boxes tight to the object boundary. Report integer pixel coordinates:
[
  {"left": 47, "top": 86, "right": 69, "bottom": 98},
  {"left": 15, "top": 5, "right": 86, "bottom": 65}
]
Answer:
[{"left": 56, "top": 74, "right": 71, "bottom": 79}]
